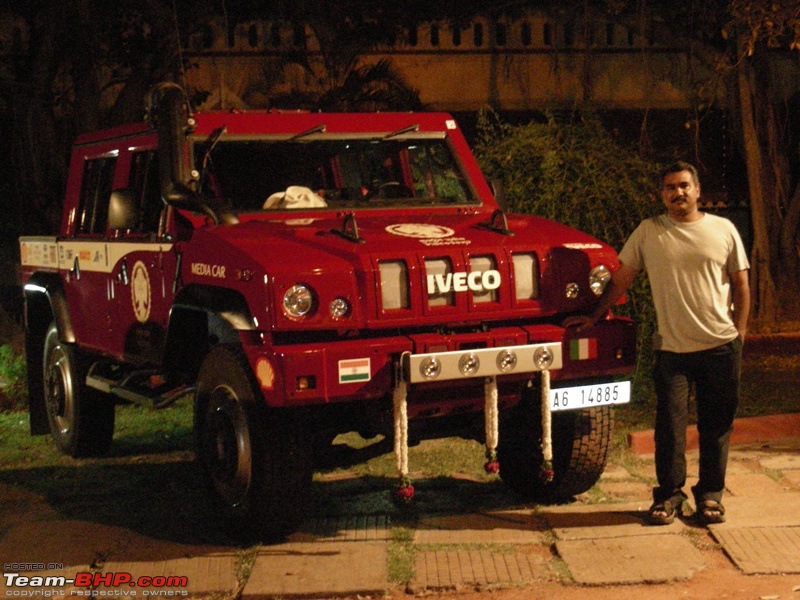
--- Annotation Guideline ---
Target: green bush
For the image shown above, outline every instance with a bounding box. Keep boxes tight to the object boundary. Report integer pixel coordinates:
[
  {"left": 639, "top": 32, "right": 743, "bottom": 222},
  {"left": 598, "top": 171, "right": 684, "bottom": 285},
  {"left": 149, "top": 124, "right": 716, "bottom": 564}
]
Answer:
[
  {"left": 473, "top": 110, "right": 663, "bottom": 396},
  {"left": 0, "top": 344, "right": 27, "bottom": 411}
]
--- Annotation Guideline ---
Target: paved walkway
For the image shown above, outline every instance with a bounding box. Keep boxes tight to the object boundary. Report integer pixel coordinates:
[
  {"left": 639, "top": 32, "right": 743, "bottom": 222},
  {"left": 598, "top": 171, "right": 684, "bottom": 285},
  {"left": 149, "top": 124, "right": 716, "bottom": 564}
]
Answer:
[{"left": 2, "top": 434, "right": 800, "bottom": 599}]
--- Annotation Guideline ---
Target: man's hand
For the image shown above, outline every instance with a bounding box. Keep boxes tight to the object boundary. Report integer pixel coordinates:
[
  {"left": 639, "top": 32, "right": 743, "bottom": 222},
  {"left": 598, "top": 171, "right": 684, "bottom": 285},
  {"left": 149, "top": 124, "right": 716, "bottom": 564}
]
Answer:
[
  {"left": 730, "top": 268, "right": 750, "bottom": 344},
  {"left": 561, "top": 263, "right": 638, "bottom": 333}
]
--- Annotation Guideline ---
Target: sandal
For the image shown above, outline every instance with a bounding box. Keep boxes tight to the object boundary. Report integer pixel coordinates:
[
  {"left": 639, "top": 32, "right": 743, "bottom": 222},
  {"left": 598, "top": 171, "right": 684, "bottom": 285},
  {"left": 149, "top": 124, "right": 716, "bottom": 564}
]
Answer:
[
  {"left": 697, "top": 500, "right": 726, "bottom": 524},
  {"left": 647, "top": 500, "right": 676, "bottom": 525}
]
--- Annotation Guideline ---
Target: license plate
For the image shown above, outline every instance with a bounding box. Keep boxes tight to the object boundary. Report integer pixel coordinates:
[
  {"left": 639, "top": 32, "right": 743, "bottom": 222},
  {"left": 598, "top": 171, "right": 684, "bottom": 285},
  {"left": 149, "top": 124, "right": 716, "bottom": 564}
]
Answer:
[{"left": 549, "top": 381, "right": 631, "bottom": 412}]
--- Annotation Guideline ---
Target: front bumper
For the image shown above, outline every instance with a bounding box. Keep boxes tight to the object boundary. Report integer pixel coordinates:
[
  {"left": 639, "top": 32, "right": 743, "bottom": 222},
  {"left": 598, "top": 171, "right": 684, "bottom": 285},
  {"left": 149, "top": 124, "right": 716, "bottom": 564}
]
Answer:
[{"left": 242, "top": 318, "right": 636, "bottom": 408}]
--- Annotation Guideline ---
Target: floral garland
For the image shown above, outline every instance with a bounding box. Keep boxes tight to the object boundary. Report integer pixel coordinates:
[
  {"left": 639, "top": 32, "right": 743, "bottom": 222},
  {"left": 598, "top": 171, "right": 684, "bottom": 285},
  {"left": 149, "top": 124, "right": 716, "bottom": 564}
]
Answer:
[
  {"left": 483, "top": 376, "right": 500, "bottom": 473},
  {"left": 391, "top": 368, "right": 555, "bottom": 503},
  {"left": 392, "top": 379, "right": 414, "bottom": 504},
  {"left": 539, "top": 369, "right": 554, "bottom": 483}
]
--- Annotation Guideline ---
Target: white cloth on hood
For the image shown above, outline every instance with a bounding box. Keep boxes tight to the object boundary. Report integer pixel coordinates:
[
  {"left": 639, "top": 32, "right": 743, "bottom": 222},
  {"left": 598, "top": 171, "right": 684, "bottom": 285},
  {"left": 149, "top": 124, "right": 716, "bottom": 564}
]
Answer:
[{"left": 263, "top": 186, "right": 327, "bottom": 209}]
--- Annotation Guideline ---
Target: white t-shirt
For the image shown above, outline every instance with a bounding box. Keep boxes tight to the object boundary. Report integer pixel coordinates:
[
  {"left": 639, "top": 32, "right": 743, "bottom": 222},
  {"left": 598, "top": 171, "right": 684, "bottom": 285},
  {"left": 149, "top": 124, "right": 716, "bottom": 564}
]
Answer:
[{"left": 618, "top": 213, "right": 750, "bottom": 353}]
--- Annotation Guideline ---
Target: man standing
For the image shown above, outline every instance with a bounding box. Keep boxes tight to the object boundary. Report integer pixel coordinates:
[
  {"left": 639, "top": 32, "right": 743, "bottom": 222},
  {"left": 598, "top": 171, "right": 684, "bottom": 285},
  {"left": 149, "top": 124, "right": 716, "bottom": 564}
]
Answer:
[{"left": 565, "top": 161, "right": 750, "bottom": 525}]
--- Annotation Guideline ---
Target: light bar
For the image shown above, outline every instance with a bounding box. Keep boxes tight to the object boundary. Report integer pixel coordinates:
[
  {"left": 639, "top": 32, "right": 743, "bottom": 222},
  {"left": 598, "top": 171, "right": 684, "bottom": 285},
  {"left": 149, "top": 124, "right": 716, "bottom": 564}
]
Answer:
[{"left": 402, "top": 342, "right": 562, "bottom": 384}]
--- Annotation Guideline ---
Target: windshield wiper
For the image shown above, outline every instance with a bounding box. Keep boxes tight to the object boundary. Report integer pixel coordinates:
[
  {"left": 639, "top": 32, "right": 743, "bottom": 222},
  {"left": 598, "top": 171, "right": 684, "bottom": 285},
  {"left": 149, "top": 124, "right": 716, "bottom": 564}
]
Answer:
[
  {"left": 476, "top": 209, "right": 514, "bottom": 236},
  {"left": 200, "top": 125, "right": 227, "bottom": 172},
  {"left": 383, "top": 124, "right": 419, "bottom": 139},
  {"left": 290, "top": 124, "right": 326, "bottom": 141}
]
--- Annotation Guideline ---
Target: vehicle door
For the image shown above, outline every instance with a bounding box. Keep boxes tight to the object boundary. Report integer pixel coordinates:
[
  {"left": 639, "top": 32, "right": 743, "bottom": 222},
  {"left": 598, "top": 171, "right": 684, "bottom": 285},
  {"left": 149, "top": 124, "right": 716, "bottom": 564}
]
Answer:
[
  {"left": 106, "top": 147, "right": 177, "bottom": 365},
  {"left": 60, "top": 152, "right": 118, "bottom": 353}
]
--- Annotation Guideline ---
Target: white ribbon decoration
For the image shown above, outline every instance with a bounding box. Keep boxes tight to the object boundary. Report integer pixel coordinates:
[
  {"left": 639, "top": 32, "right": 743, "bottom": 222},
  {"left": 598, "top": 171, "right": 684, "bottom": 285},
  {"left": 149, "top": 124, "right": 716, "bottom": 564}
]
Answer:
[
  {"left": 541, "top": 369, "right": 553, "bottom": 463},
  {"left": 393, "top": 380, "right": 409, "bottom": 478},
  {"left": 484, "top": 376, "right": 499, "bottom": 460}
]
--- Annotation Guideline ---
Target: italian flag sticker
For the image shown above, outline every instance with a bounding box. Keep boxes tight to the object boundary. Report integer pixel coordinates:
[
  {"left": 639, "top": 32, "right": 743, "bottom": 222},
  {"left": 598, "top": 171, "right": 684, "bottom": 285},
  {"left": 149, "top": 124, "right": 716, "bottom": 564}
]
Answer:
[
  {"left": 339, "top": 358, "right": 371, "bottom": 384},
  {"left": 570, "top": 338, "right": 598, "bottom": 361}
]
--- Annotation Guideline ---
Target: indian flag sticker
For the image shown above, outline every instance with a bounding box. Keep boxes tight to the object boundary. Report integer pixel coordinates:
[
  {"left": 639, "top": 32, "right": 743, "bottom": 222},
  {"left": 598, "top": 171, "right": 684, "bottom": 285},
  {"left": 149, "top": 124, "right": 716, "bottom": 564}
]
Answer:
[
  {"left": 570, "top": 338, "right": 598, "bottom": 361},
  {"left": 339, "top": 358, "right": 371, "bottom": 384}
]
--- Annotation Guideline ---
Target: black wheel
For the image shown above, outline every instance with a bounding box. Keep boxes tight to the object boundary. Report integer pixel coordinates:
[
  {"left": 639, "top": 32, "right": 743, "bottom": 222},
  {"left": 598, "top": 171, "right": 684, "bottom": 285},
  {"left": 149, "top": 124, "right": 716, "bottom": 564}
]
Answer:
[
  {"left": 42, "top": 323, "right": 115, "bottom": 457},
  {"left": 498, "top": 381, "right": 613, "bottom": 503},
  {"left": 194, "top": 345, "right": 313, "bottom": 540}
]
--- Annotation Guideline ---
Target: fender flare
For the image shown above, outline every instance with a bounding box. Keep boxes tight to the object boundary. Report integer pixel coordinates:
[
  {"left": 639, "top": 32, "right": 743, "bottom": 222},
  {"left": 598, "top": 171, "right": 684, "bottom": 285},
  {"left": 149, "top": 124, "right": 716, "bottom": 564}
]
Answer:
[
  {"left": 22, "top": 272, "right": 73, "bottom": 434},
  {"left": 163, "top": 283, "right": 258, "bottom": 383}
]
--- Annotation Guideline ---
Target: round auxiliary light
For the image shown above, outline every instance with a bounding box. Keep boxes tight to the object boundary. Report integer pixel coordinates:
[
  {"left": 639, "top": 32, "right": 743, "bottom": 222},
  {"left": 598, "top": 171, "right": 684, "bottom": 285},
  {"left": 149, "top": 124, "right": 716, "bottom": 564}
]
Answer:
[
  {"left": 590, "top": 265, "right": 612, "bottom": 296},
  {"left": 533, "top": 346, "right": 554, "bottom": 369},
  {"left": 329, "top": 297, "right": 350, "bottom": 319},
  {"left": 565, "top": 282, "right": 580, "bottom": 299},
  {"left": 420, "top": 357, "right": 441, "bottom": 380},
  {"left": 283, "top": 284, "right": 314, "bottom": 317},
  {"left": 458, "top": 353, "right": 480, "bottom": 376},
  {"left": 496, "top": 350, "right": 517, "bottom": 373}
]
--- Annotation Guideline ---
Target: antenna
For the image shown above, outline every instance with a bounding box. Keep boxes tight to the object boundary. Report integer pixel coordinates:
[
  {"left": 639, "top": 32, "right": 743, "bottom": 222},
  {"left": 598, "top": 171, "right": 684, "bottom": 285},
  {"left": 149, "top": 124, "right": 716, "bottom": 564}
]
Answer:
[{"left": 171, "top": 0, "right": 189, "bottom": 95}]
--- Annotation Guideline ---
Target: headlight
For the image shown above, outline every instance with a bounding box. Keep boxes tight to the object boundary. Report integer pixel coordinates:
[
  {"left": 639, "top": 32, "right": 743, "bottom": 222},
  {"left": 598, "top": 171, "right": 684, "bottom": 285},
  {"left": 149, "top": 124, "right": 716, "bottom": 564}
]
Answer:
[
  {"left": 589, "top": 265, "right": 611, "bottom": 296},
  {"left": 283, "top": 284, "right": 314, "bottom": 317},
  {"left": 329, "top": 297, "right": 350, "bottom": 319}
]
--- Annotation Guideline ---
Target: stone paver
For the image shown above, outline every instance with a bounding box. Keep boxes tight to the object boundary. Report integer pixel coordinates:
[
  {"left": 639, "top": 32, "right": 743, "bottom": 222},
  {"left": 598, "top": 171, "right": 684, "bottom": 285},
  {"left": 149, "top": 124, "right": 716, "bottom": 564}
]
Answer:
[
  {"left": 725, "top": 458, "right": 759, "bottom": 475},
  {"left": 711, "top": 527, "right": 800, "bottom": 574},
  {"left": 415, "top": 511, "right": 544, "bottom": 545},
  {"left": 555, "top": 534, "right": 705, "bottom": 585},
  {"left": 540, "top": 501, "right": 684, "bottom": 540},
  {"left": 243, "top": 542, "right": 387, "bottom": 598},
  {"left": 708, "top": 492, "right": 800, "bottom": 528},
  {"left": 103, "top": 556, "right": 239, "bottom": 596},
  {"left": 411, "top": 548, "right": 551, "bottom": 590},
  {"left": 289, "top": 514, "right": 390, "bottom": 542},
  {"left": 783, "top": 469, "right": 800, "bottom": 488},
  {"left": 724, "top": 472, "right": 788, "bottom": 497},
  {"left": 761, "top": 453, "right": 800, "bottom": 472},
  {"left": 596, "top": 480, "right": 652, "bottom": 500}
]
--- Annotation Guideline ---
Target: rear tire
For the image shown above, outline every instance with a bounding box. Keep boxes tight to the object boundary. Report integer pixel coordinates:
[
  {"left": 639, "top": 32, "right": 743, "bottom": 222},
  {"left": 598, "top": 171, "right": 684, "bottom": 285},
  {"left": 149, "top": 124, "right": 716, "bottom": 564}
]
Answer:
[
  {"left": 42, "top": 323, "right": 115, "bottom": 457},
  {"left": 194, "top": 345, "right": 313, "bottom": 541},
  {"left": 498, "top": 382, "right": 612, "bottom": 502}
]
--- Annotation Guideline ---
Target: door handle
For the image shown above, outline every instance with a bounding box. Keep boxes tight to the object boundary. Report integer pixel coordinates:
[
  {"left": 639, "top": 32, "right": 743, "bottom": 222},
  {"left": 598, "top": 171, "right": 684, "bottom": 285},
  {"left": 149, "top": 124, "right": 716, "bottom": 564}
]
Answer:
[{"left": 71, "top": 256, "right": 80, "bottom": 280}]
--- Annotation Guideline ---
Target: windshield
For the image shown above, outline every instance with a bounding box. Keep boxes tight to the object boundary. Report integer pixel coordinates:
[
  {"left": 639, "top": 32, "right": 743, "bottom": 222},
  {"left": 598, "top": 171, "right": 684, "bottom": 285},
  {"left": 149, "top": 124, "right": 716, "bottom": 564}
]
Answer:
[{"left": 191, "top": 137, "right": 476, "bottom": 212}]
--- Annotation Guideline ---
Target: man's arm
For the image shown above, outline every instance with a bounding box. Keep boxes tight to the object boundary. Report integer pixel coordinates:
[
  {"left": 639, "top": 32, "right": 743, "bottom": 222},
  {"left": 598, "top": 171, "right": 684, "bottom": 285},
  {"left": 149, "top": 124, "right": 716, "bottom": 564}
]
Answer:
[
  {"left": 730, "top": 269, "right": 750, "bottom": 340},
  {"left": 563, "top": 262, "right": 639, "bottom": 331}
]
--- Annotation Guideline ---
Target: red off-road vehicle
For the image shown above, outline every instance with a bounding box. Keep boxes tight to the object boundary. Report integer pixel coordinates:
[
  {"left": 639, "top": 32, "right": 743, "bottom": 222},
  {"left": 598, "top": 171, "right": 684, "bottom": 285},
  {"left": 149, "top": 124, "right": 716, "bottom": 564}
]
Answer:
[{"left": 20, "top": 84, "right": 636, "bottom": 538}]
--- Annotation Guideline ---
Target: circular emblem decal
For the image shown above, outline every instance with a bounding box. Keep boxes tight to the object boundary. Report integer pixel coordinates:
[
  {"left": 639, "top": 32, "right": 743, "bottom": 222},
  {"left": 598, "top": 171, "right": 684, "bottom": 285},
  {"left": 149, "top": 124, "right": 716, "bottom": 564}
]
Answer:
[
  {"left": 131, "top": 261, "right": 151, "bottom": 323},
  {"left": 385, "top": 223, "right": 455, "bottom": 239}
]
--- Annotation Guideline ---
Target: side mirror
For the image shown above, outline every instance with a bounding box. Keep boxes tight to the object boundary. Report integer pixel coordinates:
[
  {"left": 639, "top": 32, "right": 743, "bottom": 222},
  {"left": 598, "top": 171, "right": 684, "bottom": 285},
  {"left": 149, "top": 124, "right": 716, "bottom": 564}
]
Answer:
[
  {"left": 108, "top": 189, "right": 140, "bottom": 230},
  {"left": 163, "top": 182, "right": 238, "bottom": 225}
]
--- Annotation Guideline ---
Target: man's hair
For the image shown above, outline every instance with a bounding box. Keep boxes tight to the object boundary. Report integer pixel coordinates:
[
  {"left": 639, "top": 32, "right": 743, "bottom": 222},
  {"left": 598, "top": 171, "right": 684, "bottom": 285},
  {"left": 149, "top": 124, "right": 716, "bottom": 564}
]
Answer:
[{"left": 661, "top": 161, "right": 700, "bottom": 187}]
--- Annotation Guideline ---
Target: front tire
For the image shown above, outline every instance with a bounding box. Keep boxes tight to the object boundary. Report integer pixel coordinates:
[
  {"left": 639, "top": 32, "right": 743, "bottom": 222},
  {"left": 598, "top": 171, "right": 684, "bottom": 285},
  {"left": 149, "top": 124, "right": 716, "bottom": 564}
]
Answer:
[
  {"left": 42, "top": 323, "right": 115, "bottom": 457},
  {"left": 194, "top": 345, "right": 312, "bottom": 540},
  {"left": 498, "top": 381, "right": 613, "bottom": 502}
]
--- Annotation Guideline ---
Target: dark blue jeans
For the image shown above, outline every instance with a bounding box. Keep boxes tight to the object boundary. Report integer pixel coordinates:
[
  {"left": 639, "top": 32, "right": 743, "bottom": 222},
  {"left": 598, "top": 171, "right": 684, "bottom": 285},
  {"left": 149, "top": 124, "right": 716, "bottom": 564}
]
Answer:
[{"left": 652, "top": 336, "right": 743, "bottom": 506}]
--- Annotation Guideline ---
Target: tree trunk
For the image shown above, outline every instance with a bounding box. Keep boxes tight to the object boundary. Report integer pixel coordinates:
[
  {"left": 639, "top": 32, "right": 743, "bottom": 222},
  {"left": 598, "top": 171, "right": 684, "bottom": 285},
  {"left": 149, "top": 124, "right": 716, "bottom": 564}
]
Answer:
[
  {"left": 780, "top": 182, "right": 800, "bottom": 283},
  {"left": 737, "top": 51, "right": 780, "bottom": 331}
]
